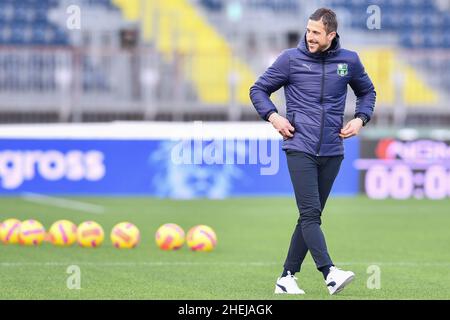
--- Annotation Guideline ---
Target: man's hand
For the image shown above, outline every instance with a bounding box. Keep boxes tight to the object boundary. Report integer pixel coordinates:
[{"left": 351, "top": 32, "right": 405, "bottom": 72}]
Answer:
[
  {"left": 339, "top": 118, "right": 363, "bottom": 139},
  {"left": 268, "top": 113, "right": 295, "bottom": 139}
]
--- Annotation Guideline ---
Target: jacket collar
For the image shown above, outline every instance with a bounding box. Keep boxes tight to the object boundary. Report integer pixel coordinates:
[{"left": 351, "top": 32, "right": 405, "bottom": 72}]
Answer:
[{"left": 298, "top": 32, "right": 341, "bottom": 59}]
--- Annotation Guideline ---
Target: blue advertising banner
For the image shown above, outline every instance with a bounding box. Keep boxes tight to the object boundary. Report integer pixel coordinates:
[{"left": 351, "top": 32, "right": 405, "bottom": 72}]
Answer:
[{"left": 0, "top": 136, "right": 359, "bottom": 198}]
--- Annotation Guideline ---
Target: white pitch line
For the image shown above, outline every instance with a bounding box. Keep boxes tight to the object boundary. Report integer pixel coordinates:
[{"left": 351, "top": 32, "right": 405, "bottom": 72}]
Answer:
[
  {"left": 0, "top": 262, "right": 278, "bottom": 267},
  {"left": 21, "top": 192, "right": 105, "bottom": 214},
  {"left": 1, "top": 261, "right": 449, "bottom": 268}
]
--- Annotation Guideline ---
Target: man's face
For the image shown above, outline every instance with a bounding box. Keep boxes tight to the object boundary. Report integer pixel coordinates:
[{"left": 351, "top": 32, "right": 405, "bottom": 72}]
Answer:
[{"left": 306, "top": 19, "right": 336, "bottom": 53}]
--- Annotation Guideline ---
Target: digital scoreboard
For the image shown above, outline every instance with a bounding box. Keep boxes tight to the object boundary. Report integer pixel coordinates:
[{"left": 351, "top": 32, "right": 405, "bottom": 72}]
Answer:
[{"left": 355, "top": 139, "right": 450, "bottom": 199}]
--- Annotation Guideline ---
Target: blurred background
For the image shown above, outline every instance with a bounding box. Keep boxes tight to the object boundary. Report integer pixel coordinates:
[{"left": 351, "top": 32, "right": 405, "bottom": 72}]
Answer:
[
  {"left": 0, "top": 0, "right": 448, "bottom": 124},
  {"left": 0, "top": 0, "right": 449, "bottom": 200}
]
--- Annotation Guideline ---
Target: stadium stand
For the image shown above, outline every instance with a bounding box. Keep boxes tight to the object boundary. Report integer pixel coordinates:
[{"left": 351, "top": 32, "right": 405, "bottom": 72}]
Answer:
[
  {"left": 0, "top": 0, "right": 448, "bottom": 125},
  {"left": 325, "top": 0, "right": 450, "bottom": 100},
  {"left": 0, "top": 0, "right": 68, "bottom": 46},
  {"left": 113, "top": 0, "right": 256, "bottom": 106}
]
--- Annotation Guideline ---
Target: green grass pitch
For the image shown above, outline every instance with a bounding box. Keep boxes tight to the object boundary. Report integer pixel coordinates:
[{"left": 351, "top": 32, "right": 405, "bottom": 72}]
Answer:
[{"left": 0, "top": 196, "right": 449, "bottom": 300}]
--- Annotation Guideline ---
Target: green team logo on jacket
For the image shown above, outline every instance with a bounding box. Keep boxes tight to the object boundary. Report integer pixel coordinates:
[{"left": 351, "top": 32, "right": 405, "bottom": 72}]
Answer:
[{"left": 337, "top": 63, "right": 348, "bottom": 76}]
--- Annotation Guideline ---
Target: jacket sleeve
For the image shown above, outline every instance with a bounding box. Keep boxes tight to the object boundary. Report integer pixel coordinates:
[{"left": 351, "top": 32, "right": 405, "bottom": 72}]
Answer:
[
  {"left": 349, "top": 53, "right": 376, "bottom": 123},
  {"left": 249, "top": 50, "right": 290, "bottom": 121}
]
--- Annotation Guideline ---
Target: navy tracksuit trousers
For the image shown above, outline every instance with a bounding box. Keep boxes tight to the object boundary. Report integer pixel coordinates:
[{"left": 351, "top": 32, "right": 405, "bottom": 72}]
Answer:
[{"left": 283, "top": 150, "right": 343, "bottom": 273}]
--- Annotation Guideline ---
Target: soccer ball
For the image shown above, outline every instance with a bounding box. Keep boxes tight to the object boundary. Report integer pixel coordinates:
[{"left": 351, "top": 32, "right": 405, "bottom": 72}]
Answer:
[
  {"left": 155, "top": 223, "right": 185, "bottom": 250},
  {"left": 48, "top": 220, "right": 77, "bottom": 246},
  {"left": 18, "top": 219, "right": 46, "bottom": 246},
  {"left": 186, "top": 225, "right": 217, "bottom": 252},
  {"left": 77, "top": 221, "right": 104, "bottom": 248},
  {"left": 0, "top": 218, "right": 21, "bottom": 244},
  {"left": 110, "top": 222, "right": 140, "bottom": 249}
]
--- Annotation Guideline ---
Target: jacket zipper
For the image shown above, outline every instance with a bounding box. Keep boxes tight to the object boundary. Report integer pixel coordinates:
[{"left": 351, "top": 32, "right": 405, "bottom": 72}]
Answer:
[{"left": 316, "top": 59, "right": 326, "bottom": 156}]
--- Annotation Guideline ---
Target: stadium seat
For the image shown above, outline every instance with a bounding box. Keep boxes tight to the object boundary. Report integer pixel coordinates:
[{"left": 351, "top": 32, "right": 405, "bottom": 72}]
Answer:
[
  {"left": 200, "top": 0, "right": 223, "bottom": 11},
  {"left": 13, "top": 4, "right": 29, "bottom": 23},
  {"left": 0, "top": 4, "right": 14, "bottom": 23}
]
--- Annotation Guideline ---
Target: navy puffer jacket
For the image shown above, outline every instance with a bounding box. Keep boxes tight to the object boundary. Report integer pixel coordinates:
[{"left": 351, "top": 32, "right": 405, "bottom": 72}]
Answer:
[{"left": 250, "top": 33, "right": 376, "bottom": 156}]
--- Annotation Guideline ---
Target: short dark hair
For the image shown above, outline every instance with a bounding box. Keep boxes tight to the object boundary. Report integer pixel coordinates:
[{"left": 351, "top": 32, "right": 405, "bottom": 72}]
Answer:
[{"left": 309, "top": 8, "right": 338, "bottom": 34}]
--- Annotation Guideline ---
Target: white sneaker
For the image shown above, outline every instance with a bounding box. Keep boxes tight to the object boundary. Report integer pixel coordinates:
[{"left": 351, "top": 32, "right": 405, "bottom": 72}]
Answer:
[
  {"left": 274, "top": 271, "right": 305, "bottom": 294},
  {"left": 325, "top": 266, "right": 355, "bottom": 295}
]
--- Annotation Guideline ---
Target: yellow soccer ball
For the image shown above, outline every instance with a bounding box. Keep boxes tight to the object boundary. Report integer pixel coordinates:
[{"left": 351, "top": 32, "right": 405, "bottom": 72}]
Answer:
[
  {"left": 49, "top": 220, "right": 78, "bottom": 246},
  {"left": 18, "top": 219, "right": 46, "bottom": 246},
  {"left": 77, "top": 221, "right": 104, "bottom": 248},
  {"left": 187, "top": 225, "right": 217, "bottom": 252},
  {"left": 0, "top": 218, "right": 21, "bottom": 244},
  {"left": 111, "top": 222, "right": 140, "bottom": 249},
  {"left": 155, "top": 223, "right": 185, "bottom": 250}
]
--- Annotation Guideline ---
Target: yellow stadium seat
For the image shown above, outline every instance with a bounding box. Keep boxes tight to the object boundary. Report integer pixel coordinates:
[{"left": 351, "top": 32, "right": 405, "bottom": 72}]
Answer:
[{"left": 359, "top": 48, "right": 438, "bottom": 106}]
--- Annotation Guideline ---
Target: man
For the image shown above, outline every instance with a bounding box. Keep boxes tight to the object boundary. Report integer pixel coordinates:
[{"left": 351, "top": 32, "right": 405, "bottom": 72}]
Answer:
[{"left": 249, "top": 8, "right": 376, "bottom": 295}]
